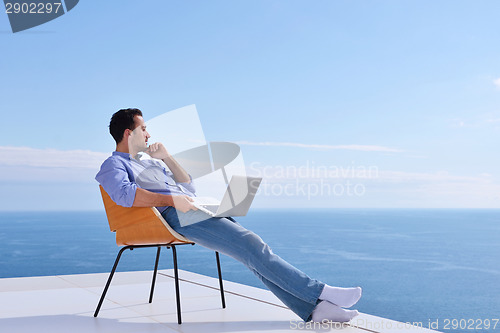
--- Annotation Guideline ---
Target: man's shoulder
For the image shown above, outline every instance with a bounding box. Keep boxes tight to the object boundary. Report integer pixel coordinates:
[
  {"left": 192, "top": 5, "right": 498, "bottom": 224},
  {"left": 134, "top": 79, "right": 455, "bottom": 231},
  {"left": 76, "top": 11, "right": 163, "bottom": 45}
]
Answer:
[
  {"left": 97, "top": 153, "right": 132, "bottom": 176},
  {"left": 102, "top": 152, "right": 131, "bottom": 166},
  {"left": 95, "top": 153, "right": 134, "bottom": 184}
]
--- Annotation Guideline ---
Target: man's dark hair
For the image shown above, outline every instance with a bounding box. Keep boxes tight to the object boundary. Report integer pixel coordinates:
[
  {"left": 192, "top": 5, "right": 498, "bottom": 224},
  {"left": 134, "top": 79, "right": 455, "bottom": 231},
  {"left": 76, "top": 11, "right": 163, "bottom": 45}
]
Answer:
[{"left": 109, "top": 108, "right": 143, "bottom": 144}]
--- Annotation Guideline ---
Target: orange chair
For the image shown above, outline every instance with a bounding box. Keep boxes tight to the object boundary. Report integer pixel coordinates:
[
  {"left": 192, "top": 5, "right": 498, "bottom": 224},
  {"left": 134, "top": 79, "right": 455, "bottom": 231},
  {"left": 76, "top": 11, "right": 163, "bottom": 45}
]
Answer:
[{"left": 94, "top": 186, "right": 226, "bottom": 324}]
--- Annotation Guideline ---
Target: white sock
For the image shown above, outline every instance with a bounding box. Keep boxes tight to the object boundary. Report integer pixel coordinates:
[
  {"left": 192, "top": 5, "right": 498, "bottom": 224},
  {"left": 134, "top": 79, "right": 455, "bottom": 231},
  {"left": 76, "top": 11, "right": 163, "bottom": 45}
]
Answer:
[
  {"left": 311, "top": 300, "right": 359, "bottom": 323},
  {"left": 319, "top": 285, "right": 362, "bottom": 308}
]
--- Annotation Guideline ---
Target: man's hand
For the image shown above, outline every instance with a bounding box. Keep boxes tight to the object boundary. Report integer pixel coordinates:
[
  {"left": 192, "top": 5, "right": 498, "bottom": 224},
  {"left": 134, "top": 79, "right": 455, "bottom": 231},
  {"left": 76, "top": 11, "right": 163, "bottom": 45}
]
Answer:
[
  {"left": 147, "top": 142, "right": 191, "bottom": 184},
  {"left": 146, "top": 142, "right": 170, "bottom": 160},
  {"left": 172, "top": 195, "right": 198, "bottom": 213}
]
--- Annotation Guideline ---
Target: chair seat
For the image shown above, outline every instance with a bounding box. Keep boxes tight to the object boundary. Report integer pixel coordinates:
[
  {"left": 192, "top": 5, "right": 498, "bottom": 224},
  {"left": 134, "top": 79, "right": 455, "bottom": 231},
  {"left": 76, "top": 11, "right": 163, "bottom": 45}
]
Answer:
[{"left": 99, "top": 185, "right": 192, "bottom": 246}]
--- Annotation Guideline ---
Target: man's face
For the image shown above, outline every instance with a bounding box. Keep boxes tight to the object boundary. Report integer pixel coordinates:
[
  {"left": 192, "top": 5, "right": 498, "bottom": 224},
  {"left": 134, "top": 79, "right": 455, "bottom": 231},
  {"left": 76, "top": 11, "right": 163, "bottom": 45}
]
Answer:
[{"left": 127, "top": 115, "right": 150, "bottom": 152}]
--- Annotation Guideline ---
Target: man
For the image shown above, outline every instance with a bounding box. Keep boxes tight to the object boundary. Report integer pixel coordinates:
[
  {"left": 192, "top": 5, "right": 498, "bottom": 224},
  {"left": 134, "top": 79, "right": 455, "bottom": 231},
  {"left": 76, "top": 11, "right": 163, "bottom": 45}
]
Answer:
[{"left": 96, "top": 108, "right": 362, "bottom": 323}]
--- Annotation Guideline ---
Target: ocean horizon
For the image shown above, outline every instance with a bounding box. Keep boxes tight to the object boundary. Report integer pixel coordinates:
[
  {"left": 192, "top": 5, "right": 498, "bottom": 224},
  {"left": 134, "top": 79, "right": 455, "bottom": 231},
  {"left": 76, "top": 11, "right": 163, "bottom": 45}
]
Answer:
[{"left": 1, "top": 208, "right": 499, "bottom": 332}]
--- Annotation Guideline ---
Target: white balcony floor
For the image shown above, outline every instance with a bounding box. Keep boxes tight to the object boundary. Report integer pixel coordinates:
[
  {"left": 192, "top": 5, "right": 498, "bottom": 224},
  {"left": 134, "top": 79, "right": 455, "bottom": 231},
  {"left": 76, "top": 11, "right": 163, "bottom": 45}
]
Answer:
[{"left": 0, "top": 269, "right": 439, "bottom": 333}]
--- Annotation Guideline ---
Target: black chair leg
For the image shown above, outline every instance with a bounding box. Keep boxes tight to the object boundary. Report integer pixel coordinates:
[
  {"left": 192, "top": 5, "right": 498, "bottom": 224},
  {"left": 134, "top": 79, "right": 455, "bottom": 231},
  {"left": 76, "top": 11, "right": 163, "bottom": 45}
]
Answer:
[
  {"left": 215, "top": 251, "right": 226, "bottom": 308},
  {"left": 94, "top": 243, "right": 219, "bottom": 325},
  {"left": 149, "top": 246, "right": 161, "bottom": 303},
  {"left": 94, "top": 245, "right": 132, "bottom": 317},
  {"left": 171, "top": 245, "right": 182, "bottom": 324}
]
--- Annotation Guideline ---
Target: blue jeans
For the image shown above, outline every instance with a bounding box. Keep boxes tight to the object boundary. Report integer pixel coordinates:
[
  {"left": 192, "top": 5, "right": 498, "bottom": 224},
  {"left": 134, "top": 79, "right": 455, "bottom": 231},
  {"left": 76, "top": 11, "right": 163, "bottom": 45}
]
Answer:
[{"left": 161, "top": 207, "right": 325, "bottom": 321}]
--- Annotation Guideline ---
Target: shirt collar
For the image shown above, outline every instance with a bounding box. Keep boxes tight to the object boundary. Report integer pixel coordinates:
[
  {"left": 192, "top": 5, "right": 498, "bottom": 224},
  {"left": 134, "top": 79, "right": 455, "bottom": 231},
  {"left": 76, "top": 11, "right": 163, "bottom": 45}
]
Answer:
[{"left": 112, "top": 151, "right": 132, "bottom": 159}]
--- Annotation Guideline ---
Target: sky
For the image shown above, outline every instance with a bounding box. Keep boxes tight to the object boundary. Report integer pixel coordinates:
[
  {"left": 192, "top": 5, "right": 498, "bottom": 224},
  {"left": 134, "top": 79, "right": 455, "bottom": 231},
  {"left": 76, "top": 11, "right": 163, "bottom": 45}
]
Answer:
[{"left": 1, "top": 0, "right": 499, "bottom": 210}]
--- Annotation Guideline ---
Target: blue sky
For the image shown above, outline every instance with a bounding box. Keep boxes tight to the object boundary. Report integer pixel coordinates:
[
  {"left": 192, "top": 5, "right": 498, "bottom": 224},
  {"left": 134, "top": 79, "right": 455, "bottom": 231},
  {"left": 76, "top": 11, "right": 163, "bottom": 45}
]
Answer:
[{"left": 1, "top": 0, "right": 499, "bottom": 210}]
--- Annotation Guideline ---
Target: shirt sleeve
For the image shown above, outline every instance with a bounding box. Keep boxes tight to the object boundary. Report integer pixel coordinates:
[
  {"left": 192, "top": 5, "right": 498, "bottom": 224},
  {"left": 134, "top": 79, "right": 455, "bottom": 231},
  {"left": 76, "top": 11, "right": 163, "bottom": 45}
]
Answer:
[{"left": 95, "top": 157, "right": 137, "bottom": 207}]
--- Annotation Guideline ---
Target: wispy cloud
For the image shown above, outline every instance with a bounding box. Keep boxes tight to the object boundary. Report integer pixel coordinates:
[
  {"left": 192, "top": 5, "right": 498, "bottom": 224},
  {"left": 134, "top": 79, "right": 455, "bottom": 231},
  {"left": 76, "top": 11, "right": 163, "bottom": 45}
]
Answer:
[
  {"left": 0, "top": 146, "right": 109, "bottom": 169},
  {"left": 494, "top": 77, "right": 500, "bottom": 90},
  {"left": 235, "top": 141, "right": 403, "bottom": 152},
  {"left": 450, "top": 115, "right": 500, "bottom": 129},
  {"left": 376, "top": 170, "right": 492, "bottom": 183},
  {"left": 450, "top": 118, "right": 467, "bottom": 128}
]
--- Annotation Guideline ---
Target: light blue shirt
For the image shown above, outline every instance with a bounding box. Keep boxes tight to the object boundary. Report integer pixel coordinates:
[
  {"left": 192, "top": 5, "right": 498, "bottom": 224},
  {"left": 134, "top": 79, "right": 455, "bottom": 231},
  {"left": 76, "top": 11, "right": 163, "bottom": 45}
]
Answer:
[{"left": 95, "top": 151, "right": 196, "bottom": 213}]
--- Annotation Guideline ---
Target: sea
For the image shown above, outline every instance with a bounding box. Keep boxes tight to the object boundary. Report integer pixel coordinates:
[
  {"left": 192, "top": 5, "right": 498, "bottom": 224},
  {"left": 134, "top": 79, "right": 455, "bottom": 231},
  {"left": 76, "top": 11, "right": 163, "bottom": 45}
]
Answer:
[{"left": 0, "top": 209, "right": 499, "bottom": 332}]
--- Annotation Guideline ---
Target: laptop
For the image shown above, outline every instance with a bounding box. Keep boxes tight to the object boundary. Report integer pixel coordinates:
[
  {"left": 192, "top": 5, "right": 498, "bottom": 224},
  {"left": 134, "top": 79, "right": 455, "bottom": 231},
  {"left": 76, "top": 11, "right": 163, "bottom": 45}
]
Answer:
[{"left": 192, "top": 175, "right": 262, "bottom": 217}]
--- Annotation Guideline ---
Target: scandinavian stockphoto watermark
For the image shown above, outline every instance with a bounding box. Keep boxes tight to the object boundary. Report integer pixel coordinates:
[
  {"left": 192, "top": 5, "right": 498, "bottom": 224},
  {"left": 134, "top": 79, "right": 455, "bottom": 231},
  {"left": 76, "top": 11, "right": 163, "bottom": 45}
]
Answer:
[
  {"left": 249, "top": 160, "right": 379, "bottom": 200},
  {"left": 3, "top": 0, "right": 79, "bottom": 33}
]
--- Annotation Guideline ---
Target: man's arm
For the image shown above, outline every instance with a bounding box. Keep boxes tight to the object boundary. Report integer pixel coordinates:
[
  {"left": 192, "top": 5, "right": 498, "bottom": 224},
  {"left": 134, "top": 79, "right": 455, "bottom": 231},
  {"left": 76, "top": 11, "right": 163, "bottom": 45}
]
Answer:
[
  {"left": 133, "top": 188, "right": 197, "bottom": 213},
  {"left": 147, "top": 142, "right": 191, "bottom": 183},
  {"left": 132, "top": 188, "right": 174, "bottom": 207},
  {"left": 162, "top": 154, "right": 191, "bottom": 183},
  {"left": 96, "top": 155, "right": 196, "bottom": 212}
]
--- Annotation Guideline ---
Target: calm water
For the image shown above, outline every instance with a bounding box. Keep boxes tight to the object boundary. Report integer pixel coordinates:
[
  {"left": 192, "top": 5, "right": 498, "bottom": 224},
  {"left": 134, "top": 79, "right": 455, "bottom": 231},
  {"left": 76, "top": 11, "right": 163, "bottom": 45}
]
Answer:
[{"left": 0, "top": 209, "right": 499, "bottom": 332}]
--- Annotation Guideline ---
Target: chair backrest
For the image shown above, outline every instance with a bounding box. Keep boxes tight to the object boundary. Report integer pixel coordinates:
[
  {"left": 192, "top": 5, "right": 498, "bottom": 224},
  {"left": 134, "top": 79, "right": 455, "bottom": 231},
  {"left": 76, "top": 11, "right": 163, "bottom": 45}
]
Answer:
[{"left": 99, "top": 186, "right": 191, "bottom": 246}]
